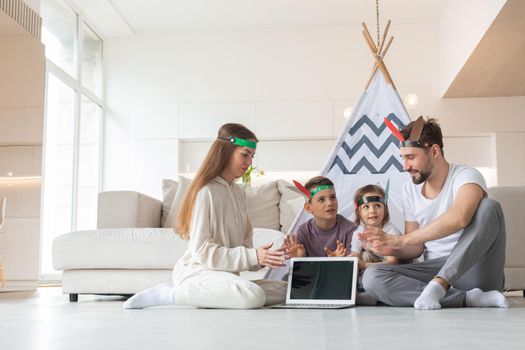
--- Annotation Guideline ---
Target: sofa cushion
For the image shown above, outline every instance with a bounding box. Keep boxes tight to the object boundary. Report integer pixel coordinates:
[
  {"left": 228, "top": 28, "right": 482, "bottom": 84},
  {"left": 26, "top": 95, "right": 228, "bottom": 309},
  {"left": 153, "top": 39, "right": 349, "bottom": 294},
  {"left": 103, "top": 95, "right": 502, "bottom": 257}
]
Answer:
[
  {"left": 277, "top": 180, "right": 305, "bottom": 233},
  {"left": 252, "top": 228, "right": 285, "bottom": 250},
  {"left": 97, "top": 191, "right": 162, "bottom": 229},
  {"left": 245, "top": 181, "right": 281, "bottom": 231},
  {"left": 164, "top": 175, "right": 192, "bottom": 228},
  {"left": 53, "top": 227, "right": 284, "bottom": 271},
  {"left": 161, "top": 179, "right": 179, "bottom": 227},
  {"left": 53, "top": 228, "right": 188, "bottom": 270},
  {"left": 163, "top": 177, "right": 281, "bottom": 231}
]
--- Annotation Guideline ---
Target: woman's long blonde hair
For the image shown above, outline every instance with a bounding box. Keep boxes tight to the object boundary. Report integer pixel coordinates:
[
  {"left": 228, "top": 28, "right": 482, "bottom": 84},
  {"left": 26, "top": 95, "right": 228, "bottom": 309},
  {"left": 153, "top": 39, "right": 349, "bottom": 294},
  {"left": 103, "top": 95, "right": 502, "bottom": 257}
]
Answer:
[{"left": 176, "top": 123, "right": 258, "bottom": 239}]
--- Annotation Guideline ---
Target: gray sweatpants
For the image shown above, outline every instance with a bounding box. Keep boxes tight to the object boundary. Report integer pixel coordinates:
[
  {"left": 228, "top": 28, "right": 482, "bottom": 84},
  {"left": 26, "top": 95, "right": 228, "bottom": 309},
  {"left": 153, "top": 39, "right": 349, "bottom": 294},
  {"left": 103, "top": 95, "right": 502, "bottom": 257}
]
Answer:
[{"left": 362, "top": 198, "right": 506, "bottom": 307}]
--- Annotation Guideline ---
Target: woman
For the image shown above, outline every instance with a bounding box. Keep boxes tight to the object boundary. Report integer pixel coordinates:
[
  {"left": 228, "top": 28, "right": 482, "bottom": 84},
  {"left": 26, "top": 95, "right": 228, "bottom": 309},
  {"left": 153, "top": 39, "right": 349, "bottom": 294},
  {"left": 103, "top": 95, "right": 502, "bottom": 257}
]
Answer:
[{"left": 124, "top": 123, "right": 287, "bottom": 309}]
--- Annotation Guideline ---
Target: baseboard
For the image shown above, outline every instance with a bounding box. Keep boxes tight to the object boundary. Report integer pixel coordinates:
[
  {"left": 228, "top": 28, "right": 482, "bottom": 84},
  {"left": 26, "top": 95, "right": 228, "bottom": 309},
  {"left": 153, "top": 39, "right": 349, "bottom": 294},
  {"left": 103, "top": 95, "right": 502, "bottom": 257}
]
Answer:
[{"left": 0, "top": 279, "right": 38, "bottom": 292}]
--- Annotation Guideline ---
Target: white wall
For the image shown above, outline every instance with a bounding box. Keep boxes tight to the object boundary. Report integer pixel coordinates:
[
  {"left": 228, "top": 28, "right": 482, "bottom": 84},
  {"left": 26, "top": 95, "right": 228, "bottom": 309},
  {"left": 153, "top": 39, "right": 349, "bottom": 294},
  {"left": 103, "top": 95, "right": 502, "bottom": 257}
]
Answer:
[
  {"left": 104, "top": 22, "right": 525, "bottom": 198},
  {"left": 23, "top": 0, "right": 41, "bottom": 15}
]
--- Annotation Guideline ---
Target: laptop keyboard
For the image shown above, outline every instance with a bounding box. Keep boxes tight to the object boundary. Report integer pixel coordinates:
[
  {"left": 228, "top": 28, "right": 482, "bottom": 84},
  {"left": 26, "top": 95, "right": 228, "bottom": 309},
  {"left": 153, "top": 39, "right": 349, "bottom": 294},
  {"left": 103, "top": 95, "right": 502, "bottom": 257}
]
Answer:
[{"left": 288, "top": 303, "right": 351, "bottom": 308}]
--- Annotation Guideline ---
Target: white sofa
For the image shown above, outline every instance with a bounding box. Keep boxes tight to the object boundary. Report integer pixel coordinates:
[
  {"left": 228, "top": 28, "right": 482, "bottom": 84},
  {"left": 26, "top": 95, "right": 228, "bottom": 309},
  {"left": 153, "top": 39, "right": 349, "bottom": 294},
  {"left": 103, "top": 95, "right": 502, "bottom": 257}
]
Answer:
[
  {"left": 53, "top": 180, "right": 525, "bottom": 301},
  {"left": 488, "top": 187, "right": 525, "bottom": 295},
  {"left": 53, "top": 178, "right": 305, "bottom": 301}
]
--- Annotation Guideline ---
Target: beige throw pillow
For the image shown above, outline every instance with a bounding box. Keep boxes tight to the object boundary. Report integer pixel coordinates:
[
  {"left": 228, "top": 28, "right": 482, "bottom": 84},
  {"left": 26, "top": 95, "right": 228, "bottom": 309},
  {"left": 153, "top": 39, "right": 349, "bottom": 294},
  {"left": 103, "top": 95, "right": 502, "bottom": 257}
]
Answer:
[
  {"left": 252, "top": 228, "right": 285, "bottom": 250},
  {"left": 164, "top": 175, "right": 192, "bottom": 229},
  {"left": 161, "top": 179, "right": 179, "bottom": 227},
  {"left": 245, "top": 181, "right": 281, "bottom": 231},
  {"left": 277, "top": 180, "right": 305, "bottom": 233}
]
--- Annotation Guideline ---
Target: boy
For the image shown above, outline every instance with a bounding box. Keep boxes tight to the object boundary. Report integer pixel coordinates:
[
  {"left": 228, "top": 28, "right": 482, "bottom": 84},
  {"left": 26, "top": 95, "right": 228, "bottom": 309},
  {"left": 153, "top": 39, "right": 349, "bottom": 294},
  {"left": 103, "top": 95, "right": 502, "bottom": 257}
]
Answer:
[{"left": 285, "top": 176, "right": 356, "bottom": 258}]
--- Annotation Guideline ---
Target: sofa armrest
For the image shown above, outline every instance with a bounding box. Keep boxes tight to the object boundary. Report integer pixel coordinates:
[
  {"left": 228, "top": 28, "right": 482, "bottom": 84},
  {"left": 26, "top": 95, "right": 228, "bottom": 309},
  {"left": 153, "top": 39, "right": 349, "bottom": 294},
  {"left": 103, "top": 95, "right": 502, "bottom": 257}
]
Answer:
[
  {"left": 97, "top": 191, "right": 162, "bottom": 229},
  {"left": 488, "top": 186, "right": 525, "bottom": 267}
]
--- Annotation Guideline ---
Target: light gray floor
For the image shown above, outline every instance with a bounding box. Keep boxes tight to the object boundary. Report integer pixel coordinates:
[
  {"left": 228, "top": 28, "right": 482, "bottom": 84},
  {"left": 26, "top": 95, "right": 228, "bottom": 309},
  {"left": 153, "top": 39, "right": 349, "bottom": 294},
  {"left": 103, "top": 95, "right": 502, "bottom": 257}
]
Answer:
[{"left": 1, "top": 287, "right": 524, "bottom": 350}]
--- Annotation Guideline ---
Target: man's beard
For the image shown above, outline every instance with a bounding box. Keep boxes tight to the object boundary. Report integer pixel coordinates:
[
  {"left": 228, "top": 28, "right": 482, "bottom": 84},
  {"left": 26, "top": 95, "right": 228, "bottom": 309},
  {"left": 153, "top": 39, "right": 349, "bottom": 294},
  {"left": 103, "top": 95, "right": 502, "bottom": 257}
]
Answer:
[{"left": 411, "top": 169, "right": 431, "bottom": 184}]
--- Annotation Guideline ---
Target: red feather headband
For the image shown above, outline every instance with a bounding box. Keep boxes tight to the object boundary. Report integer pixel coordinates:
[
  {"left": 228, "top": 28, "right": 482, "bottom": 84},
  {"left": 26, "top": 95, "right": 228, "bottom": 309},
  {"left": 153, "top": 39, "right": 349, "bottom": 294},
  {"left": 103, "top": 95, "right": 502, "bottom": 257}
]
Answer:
[{"left": 384, "top": 116, "right": 426, "bottom": 148}]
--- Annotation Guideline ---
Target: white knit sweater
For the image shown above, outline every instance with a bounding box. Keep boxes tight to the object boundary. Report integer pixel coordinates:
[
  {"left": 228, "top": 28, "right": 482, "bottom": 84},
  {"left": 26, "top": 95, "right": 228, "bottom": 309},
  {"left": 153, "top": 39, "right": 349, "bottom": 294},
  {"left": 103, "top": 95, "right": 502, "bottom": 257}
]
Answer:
[{"left": 173, "top": 176, "right": 260, "bottom": 284}]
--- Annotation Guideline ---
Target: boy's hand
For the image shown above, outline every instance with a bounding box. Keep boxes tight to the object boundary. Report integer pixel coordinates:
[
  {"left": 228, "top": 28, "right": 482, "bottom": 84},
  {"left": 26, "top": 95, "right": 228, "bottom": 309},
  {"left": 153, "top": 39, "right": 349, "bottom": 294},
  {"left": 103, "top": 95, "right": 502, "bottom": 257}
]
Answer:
[
  {"left": 324, "top": 240, "right": 347, "bottom": 257},
  {"left": 284, "top": 235, "right": 306, "bottom": 258}
]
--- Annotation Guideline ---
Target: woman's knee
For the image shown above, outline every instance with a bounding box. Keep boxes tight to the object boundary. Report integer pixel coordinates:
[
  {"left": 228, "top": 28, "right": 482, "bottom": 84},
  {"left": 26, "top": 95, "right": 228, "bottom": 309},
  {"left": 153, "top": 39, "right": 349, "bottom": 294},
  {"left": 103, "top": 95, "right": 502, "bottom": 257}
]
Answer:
[{"left": 230, "top": 282, "right": 265, "bottom": 309}]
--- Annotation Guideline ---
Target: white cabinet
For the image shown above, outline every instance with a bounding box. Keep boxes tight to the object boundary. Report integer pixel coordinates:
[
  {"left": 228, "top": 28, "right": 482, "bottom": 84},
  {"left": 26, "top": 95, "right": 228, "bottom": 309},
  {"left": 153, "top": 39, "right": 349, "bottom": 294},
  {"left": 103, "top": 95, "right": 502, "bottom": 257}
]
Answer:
[{"left": 0, "top": 12, "right": 45, "bottom": 291}]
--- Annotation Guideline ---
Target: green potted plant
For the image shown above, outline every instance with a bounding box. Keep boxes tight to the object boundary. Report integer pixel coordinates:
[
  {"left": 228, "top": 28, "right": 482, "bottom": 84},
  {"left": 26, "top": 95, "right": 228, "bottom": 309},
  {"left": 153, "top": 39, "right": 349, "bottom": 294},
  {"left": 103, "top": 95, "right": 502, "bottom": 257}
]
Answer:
[{"left": 241, "top": 165, "right": 265, "bottom": 187}]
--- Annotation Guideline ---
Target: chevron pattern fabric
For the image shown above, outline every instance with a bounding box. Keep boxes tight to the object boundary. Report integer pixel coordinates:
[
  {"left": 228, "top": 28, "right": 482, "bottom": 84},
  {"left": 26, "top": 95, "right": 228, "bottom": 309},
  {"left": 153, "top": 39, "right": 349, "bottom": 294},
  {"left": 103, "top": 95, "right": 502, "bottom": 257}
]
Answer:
[
  {"left": 330, "top": 113, "right": 406, "bottom": 174},
  {"left": 288, "top": 71, "right": 412, "bottom": 236}
]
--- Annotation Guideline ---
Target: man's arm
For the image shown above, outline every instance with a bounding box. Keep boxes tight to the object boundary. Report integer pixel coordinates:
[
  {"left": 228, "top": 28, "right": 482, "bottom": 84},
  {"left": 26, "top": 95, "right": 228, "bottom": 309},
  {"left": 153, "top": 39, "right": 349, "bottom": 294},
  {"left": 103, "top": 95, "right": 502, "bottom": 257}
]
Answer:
[
  {"left": 393, "top": 221, "right": 425, "bottom": 260},
  {"left": 365, "top": 184, "right": 484, "bottom": 259},
  {"left": 360, "top": 221, "right": 424, "bottom": 260},
  {"left": 403, "top": 183, "right": 485, "bottom": 246}
]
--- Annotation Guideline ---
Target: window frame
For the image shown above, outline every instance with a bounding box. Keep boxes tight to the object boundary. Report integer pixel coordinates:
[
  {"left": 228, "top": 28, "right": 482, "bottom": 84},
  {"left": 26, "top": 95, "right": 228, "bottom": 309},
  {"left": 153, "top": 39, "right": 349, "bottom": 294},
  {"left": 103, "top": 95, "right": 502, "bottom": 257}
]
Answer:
[{"left": 41, "top": 0, "right": 105, "bottom": 282}]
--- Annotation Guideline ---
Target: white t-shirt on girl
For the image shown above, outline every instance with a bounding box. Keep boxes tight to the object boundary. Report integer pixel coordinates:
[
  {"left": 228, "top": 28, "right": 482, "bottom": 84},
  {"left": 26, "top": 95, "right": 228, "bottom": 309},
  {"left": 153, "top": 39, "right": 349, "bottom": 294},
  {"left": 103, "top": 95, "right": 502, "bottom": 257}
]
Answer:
[
  {"left": 351, "top": 221, "right": 401, "bottom": 257},
  {"left": 402, "top": 164, "right": 487, "bottom": 260}
]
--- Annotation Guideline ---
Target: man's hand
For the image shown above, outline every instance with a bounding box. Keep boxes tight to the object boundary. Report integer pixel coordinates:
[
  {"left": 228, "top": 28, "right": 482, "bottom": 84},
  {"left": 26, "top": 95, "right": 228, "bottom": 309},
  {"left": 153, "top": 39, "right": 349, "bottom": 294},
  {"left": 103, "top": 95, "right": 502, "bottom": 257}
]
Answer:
[
  {"left": 256, "top": 243, "right": 286, "bottom": 268},
  {"left": 284, "top": 235, "right": 306, "bottom": 258},
  {"left": 360, "top": 226, "right": 405, "bottom": 257},
  {"left": 324, "top": 240, "right": 347, "bottom": 257}
]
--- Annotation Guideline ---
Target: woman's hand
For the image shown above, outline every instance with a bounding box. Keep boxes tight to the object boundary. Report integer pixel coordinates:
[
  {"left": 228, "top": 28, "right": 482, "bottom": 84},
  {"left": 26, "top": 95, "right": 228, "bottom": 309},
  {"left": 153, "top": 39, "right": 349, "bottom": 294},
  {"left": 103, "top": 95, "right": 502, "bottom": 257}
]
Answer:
[
  {"left": 324, "top": 240, "right": 347, "bottom": 257},
  {"left": 256, "top": 243, "right": 286, "bottom": 269},
  {"left": 284, "top": 235, "right": 306, "bottom": 258}
]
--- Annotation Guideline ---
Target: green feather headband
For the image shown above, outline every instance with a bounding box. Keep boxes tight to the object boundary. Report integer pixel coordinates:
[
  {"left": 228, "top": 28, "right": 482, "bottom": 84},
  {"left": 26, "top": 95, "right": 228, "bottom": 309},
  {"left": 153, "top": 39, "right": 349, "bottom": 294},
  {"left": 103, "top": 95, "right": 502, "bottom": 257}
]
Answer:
[
  {"left": 293, "top": 180, "right": 334, "bottom": 201},
  {"left": 310, "top": 185, "right": 334, "bottom": 198},
  {"left": 218, "top": 137, "right": 257, "bottom": 149}
]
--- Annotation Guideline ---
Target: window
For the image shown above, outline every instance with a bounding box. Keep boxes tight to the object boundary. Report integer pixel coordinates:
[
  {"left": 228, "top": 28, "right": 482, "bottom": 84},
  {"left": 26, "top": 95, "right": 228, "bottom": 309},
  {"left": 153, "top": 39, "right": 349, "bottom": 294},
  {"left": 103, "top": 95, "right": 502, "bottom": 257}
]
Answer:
[
  {"left": 41, "top": 0, "right": 104, "bottom": 278},
  {"left": 41, "top": 0, "right": 76, "bottom": 77},
  {"left": 76, "top": 96, "right": 102, "bottom": 230},
  {"left": 41, "top": 75, "right": 75, "bottom": 275},
  {"left": 81, "top": 24, "right": 103, "bottom": 97}
]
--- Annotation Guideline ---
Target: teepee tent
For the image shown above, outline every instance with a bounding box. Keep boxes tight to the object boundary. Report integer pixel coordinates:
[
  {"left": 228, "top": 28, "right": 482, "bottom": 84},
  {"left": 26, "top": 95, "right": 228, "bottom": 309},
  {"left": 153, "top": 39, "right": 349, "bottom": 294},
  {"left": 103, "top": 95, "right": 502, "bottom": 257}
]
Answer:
[{"left": 288, "top": 20, "right": 412, "bottom": 234}]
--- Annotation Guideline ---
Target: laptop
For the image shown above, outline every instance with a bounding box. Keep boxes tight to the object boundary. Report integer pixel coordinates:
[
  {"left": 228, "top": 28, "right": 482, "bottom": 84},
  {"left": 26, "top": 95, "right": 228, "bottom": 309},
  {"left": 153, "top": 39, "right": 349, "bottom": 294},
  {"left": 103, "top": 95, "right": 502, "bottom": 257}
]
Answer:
[{"left": 270, "top": 256, "right": 358, "bottom": 309}]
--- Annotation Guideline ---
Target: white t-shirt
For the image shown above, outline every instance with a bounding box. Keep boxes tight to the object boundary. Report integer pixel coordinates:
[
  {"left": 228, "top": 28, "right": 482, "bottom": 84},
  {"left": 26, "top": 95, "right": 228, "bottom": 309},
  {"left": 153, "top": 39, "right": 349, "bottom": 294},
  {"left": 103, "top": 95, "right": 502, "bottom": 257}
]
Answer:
[
  {"left": 402, "top": 164, "right": 487, "bottom": 260},
  {"left": 351, "top": 221, "right": 401, "bottom": 256}
]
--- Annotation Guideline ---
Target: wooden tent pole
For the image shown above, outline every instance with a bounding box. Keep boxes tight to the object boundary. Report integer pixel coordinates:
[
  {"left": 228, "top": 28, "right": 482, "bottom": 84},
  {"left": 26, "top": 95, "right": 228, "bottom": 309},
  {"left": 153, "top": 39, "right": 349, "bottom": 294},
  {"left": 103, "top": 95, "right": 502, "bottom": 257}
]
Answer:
[
  {"left": 365, "top": 35, "right": 394, "bottom": 90},
  {"left": 361, "top": 23, "right": 378, "bottom": 51},
  {"left": 382, "top": 36, "right": 394, "bottom": 57},
  {"left": 362, "top": 30, "right": 396, "bottom": 89}
]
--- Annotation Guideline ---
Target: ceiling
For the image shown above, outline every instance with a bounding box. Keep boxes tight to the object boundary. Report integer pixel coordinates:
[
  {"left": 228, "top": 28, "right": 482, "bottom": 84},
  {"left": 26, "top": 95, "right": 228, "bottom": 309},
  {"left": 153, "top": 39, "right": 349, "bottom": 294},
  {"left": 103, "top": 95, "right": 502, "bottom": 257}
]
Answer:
[
  {"left": 64, "top": 0, "right": 525, "bottom": 97},
  {"left": 444, "top": 0, "right": 525, "bottom": 97},
  {"left": 70, "top": 0, "right": 447, "bottom": 37}
]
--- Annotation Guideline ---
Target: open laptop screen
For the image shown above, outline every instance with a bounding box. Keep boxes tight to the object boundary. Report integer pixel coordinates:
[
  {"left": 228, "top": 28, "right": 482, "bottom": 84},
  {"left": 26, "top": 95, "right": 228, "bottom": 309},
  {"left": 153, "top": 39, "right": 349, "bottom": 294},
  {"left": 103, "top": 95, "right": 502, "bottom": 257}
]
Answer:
[{"left": 289, "top": 260, "right": 355, "bottom": 300}]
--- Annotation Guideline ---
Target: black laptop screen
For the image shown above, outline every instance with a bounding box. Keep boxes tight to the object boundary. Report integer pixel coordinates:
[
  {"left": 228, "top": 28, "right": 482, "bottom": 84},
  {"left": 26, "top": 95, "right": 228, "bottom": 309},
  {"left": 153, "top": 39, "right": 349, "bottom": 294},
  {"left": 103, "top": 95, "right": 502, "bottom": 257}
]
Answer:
[{"left": 289, "top": 260, "right": 355, "bottom": 300}]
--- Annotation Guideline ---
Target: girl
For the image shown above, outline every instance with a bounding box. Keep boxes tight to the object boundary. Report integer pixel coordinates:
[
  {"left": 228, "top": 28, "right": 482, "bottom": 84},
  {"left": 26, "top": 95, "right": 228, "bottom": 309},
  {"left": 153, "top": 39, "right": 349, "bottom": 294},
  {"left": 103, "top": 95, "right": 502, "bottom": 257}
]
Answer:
[
  {"left": 124, "top": 123, "right": 287, "bottom": 309},
  {"left": 351, "top": 184, "right": 400, "bottom": 270}
]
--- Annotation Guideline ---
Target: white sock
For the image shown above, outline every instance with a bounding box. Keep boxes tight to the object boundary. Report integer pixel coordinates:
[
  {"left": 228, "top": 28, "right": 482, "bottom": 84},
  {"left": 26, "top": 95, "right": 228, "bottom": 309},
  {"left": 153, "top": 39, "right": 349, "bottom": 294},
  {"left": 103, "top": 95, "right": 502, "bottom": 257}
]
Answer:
[
  {"left": 465, "top": 288, "right": 509, "bottom": 308},
  {"left": 414, "top": 280, "right": 446, "bottom": 310},
  {"left": 123, "top": 283, "right": 175, "bottom": 309}
]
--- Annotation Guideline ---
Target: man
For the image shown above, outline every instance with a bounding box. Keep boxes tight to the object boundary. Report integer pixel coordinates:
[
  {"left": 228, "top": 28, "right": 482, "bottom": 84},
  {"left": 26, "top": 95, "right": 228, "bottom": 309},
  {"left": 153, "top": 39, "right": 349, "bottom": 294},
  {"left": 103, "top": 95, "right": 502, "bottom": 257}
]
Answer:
[{"left": 361, "top": 117, "right": 508, "bottom": 309}]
